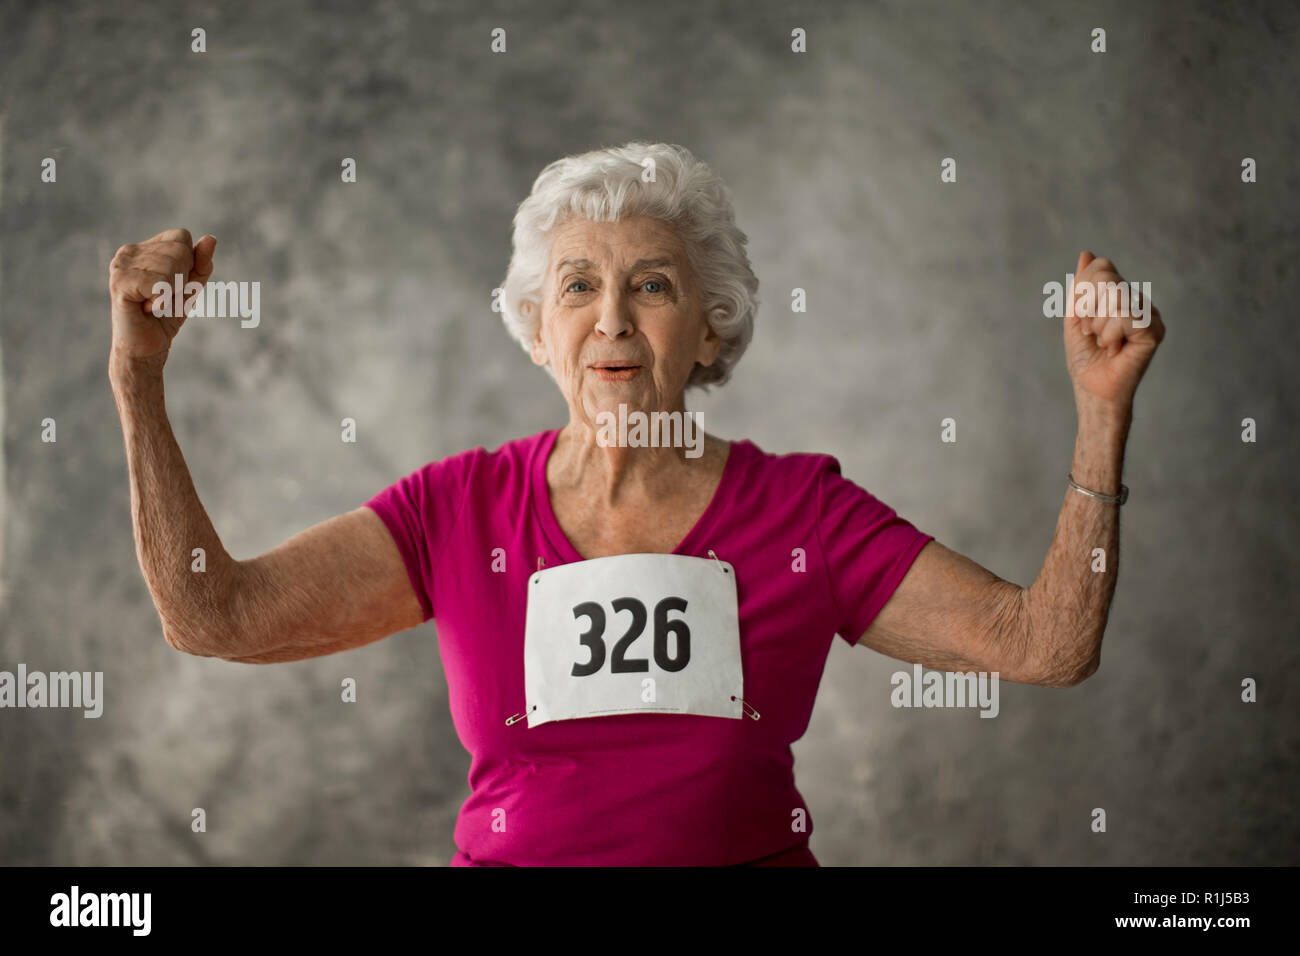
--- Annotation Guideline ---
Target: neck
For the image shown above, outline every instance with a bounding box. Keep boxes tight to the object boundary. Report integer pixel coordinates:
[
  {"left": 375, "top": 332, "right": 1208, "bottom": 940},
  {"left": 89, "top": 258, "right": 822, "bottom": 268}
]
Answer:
[{"left": 553, "top": 406, "right": 717, "bottom": 505}]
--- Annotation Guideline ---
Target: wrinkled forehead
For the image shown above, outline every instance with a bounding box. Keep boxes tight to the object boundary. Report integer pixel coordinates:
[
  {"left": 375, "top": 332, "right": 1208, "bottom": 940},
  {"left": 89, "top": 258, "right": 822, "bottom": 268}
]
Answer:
[{"left": 546, "top": 216, "right": 686, "bottom": 274}]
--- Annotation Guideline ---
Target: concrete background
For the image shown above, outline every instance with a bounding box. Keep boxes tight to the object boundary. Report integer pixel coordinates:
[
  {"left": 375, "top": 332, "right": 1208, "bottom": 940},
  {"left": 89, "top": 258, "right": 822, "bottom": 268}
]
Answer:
[{"left": 1, "top": 0, "right": 1296, "bottom": 865}]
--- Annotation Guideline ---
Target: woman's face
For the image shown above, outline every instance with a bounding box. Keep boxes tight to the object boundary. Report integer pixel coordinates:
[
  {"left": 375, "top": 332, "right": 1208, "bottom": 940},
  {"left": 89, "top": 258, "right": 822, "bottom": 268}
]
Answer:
[{"left": 530, "top": 216, "right": 720, "bottom": 427}]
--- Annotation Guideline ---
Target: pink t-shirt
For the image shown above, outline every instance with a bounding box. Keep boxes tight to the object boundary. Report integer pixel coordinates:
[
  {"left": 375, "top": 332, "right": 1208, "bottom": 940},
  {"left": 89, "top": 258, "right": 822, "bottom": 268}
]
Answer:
[{"left": 363, "top": 428, "right": 933, "bottom": 866}]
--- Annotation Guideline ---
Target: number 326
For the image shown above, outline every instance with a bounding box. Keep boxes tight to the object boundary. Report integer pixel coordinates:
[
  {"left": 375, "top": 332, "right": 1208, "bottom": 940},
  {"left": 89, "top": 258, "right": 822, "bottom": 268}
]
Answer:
[{"left": 570, "top": 596, "right": 690, "bottom": 676}]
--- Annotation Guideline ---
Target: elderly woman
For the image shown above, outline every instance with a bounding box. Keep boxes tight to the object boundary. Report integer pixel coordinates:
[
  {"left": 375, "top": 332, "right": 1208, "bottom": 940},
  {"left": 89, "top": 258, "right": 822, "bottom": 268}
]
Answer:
[{"left": 107, "top": 141, "right": 1164, "bottom": 866}]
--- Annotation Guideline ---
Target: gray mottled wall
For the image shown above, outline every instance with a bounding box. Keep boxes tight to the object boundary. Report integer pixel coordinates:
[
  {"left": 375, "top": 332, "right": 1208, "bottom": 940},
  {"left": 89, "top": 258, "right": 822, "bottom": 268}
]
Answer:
[{"left": 1, "top": 0, "right": 1296, "bottom": 865}]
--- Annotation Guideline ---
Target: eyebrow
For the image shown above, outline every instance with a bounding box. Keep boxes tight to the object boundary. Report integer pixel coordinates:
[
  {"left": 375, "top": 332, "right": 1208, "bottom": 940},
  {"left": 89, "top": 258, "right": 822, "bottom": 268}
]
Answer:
[{"left": 554, "top": 256, "right": 677, "bottom": 273}]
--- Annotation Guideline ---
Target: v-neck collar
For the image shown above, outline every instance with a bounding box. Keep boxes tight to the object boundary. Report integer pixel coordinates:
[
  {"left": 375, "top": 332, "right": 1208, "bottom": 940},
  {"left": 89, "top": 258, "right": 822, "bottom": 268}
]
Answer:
[{"left": 531, "top": 427, "right": 744, "bottom": 565}]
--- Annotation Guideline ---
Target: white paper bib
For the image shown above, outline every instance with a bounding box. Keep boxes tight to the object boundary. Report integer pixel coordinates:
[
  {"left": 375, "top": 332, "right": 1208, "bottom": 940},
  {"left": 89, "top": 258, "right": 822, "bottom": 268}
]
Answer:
[{"left": 522, "top": 553, "right": 743, "bottom": 727}]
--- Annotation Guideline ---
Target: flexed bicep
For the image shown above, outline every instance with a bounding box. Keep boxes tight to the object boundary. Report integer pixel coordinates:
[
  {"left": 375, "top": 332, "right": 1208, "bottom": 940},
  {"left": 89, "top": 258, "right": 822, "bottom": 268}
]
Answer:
[
  {"left": 221, "top": 507, "right": 426, "bottom": 664},
  {"left": 856, "top": 540, "right": 1038, "bottom": 684}
]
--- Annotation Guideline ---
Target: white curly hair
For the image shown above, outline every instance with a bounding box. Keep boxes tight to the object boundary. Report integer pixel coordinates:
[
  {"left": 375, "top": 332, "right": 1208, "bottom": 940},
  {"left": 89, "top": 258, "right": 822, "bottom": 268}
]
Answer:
[{"left": 498, "top": 141, "right": 759, "bottom": 390}]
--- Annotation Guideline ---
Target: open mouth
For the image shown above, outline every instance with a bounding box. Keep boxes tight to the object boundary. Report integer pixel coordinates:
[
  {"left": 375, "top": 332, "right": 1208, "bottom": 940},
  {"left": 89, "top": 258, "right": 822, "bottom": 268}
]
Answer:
[{"left": 591, "top": 363, "right": 642, "bottom": 381}]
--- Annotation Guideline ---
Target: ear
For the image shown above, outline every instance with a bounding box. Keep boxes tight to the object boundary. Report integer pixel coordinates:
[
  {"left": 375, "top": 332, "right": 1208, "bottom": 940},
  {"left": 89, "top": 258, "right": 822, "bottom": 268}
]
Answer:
[
  {"left": 695, "top": 316, "right": 722, "bottom": 367},
  {"left": 529, "top": 331, "right": 549, "bottom": 367}
]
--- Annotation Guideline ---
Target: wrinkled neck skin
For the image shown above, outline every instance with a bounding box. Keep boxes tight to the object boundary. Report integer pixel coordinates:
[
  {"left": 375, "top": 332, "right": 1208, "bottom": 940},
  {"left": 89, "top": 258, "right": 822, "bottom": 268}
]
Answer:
[{"left": 549, "top": 395, "right": 722, "bottom": 507}]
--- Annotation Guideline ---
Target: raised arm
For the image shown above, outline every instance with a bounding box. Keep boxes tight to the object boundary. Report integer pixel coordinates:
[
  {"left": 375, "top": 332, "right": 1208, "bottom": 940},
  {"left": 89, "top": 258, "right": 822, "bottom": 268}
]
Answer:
[
  {"left": 109, "top": 229, "right": 424, "bottom": 663},
  {"left": 216, "top": 507, "right": 425, "bottom": 663},
  {"left": 857, "top": 251, "right": 1165, "bottom": 688},
  {"left": 858, "top": 405, "right": 1130, "bottom": 687}
]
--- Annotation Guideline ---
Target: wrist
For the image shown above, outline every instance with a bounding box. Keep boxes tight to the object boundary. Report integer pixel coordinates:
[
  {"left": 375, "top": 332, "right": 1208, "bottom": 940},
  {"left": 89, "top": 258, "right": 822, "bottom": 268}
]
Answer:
[
  {"left": 1074, "top": 392, "right": 1133, "bottom": 432},
  {"left": 1071, "top": 415, "right": 1128, "bottom": 497},
  {"left": 109, "top": 345, "right": 168, "bottom": 386}
]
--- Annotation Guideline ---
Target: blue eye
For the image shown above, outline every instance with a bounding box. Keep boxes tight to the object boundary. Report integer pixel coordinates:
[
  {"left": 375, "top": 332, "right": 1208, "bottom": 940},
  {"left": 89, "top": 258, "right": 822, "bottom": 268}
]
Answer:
[
  {"left": 566, "top": 280, "right": 589, "bottom": 293},
  {"left": 643, "top": 280, "right": 664, "bottom": 293}
]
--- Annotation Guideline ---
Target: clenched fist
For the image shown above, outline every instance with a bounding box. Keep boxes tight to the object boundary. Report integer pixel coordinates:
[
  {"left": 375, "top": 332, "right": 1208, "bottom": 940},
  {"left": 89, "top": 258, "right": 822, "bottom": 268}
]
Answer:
[
  {"left": 108, "top": 228, "right": 216, "bottom": 363},
  {"left": 1065, "top": 250, "right": 1166, "bottom": 417}
]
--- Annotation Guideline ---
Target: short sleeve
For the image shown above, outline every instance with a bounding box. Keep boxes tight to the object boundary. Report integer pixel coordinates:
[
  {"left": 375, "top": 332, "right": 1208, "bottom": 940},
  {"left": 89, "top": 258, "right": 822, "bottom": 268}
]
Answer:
[
  {"left": 816, "top": 457, "right": 935, "bottom": 646},
  {"left": 362, "top": 449, "right": 476, "bottom": 623}
]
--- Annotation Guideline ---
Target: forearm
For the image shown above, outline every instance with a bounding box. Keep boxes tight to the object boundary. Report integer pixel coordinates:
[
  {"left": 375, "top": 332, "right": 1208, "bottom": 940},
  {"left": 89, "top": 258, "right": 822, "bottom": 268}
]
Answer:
[
  {"left": 110, "top": 351, "right": 240, "bottom": 655},
  {"left": 1020, "top": 399, "right": 1132, "bottom": 686}
]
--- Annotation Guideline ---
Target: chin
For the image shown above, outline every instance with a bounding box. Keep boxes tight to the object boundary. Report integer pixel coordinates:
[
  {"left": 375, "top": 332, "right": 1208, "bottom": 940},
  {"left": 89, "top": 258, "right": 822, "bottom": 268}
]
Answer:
[{"left": 586, "top": 395, "right": 635, "bottom": 418}]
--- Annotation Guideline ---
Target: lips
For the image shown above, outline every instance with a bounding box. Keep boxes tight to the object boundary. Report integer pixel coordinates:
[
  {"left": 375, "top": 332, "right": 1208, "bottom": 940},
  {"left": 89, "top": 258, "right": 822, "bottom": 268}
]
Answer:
[{"left": 590, "top": 361, "right": 642, "bottom": 381}]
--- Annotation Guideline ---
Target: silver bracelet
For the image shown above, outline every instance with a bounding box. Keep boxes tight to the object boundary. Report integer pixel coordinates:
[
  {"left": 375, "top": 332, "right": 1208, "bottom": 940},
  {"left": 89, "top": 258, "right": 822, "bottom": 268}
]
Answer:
[{"left": 1068, "top": 473, "right": 1128, "bottom": 505}]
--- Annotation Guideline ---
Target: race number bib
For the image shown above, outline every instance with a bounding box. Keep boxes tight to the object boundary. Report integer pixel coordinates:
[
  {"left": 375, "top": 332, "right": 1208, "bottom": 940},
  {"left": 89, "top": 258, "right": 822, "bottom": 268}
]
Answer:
[{"left": 523, "top": 553, "right": 743, "bottom": 727}]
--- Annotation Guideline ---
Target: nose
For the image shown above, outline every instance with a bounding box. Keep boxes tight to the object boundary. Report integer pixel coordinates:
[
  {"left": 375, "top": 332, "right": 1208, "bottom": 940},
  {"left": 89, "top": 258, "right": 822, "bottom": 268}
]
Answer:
[{"left": 594, "top": 288, "right": 633, "bottom": 340}]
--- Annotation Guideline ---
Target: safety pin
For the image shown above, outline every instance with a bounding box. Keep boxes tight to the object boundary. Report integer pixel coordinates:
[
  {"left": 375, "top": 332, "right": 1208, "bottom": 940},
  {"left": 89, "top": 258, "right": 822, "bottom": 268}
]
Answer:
[
  {"left": 504, "top": 704, "right": 537, "bottom": 726},
  {"left": 707, "top": 549, "right": 729, "bottom": 574},
  {"left": 731, "top": 695, "right": 760, "bottom": 720}
]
